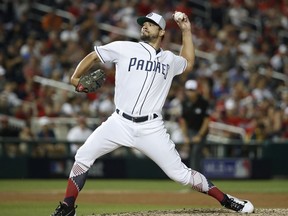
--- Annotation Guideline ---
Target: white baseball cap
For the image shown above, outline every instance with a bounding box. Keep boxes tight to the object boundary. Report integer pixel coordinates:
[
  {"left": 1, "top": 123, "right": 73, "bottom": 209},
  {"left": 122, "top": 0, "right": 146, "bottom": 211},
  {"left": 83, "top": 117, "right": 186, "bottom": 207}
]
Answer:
[
  {"left": 137, "top": 12, "right": 166, "bottom": 30},
  {"left": 39, "top": 116, "right": 50, "bottom": 126},
  {"left": 185, "top": 80, "right": 198, "bottom": 90}
]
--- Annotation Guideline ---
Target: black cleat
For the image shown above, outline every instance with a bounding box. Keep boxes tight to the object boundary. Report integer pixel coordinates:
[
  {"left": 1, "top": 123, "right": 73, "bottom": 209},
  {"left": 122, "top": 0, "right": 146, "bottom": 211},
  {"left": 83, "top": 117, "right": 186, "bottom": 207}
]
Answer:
[
  {"left": 51, "top": 202, "right": 77, "bottom": 216},
  {"left": 221, "top": 194, "right": 254, "bottom": 213}
]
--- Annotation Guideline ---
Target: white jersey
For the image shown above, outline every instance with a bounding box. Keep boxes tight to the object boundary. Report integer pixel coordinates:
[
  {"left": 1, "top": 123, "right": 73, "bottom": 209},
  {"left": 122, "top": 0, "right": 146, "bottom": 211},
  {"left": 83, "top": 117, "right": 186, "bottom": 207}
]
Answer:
[{"left": 94, "top": 41, "right": 187, "bottom": 116}]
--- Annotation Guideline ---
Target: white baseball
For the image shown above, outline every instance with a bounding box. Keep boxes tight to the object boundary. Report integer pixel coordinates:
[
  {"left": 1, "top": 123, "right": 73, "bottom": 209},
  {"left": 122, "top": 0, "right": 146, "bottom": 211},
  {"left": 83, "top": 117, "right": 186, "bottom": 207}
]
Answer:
[{"left": 174, "top": 12, "right": 184, "bottom": 21}]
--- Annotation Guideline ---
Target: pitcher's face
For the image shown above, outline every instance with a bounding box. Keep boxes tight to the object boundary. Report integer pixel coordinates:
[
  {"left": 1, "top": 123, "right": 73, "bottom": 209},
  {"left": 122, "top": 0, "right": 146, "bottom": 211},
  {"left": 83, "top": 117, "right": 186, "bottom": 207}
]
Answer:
[{"left": 140, "top": 22, "right": 163, "bottom": 42}]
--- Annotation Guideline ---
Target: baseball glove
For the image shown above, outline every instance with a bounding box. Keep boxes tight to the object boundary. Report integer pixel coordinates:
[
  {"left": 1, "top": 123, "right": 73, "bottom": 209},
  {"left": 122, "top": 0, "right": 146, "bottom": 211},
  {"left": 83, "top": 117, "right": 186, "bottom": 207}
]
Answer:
[{"left": 75, "top": 69, "right": 106, "bottom": 93}]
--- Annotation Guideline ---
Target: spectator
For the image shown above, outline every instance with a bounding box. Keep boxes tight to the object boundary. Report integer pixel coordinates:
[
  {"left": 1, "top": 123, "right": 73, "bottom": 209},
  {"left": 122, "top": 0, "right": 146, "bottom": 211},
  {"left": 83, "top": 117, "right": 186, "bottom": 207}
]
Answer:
[
  {"left": 270, "top": 44, "right": 288, "bottom": 73},
  {"left": 33, "top": 116, "right": 55, "bottom": 157},
  {"left": 251, "top": 75, "right": 273, "bottom": 102},
  {"left": 22, "top": 55, "right": 42, "bottom": 80},
  {"left": 0, "top": 82, "right": 22, "bottom": 115},
  {"left": 0, "top": 56, "right": 6, "bottom": 92},
  {"left": 67, "top": 116, "right": 93, "bottom": 155},
  {"left": 60, "top": 22, "right": 79, "bottom": 43},
  {"left": 34, "top": 116, "right": 65, "bottom": 157},
  {"left": 282, "top": 107, "right": 288, "bottom": 140},
  {"left": 227, "top": 0, "right": 249, "bottom": 27},
  {"left": 19, "top": 123, "right": 35, "bottom": 155},
  {"left": 250, "top": 120, "right": 269, "bottom": 143},
  {"left": 20, "top": 34, "right": 40, "bottom": 61},
  {"left": 5, "top": 43, "right": 25, "bottom": 84},
  {"left": 60, "top": 96, "right": 81, "bottom": 117},
  {"left": 41, "top": 7, "right": 63, "bottom": 33}
]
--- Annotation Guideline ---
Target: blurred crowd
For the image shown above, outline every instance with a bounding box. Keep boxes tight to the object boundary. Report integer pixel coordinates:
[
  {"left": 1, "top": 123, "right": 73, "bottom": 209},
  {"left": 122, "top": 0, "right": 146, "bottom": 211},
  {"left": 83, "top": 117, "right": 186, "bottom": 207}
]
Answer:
[{"left": 0, "top": 0, "right": 288, "bottom": 157}]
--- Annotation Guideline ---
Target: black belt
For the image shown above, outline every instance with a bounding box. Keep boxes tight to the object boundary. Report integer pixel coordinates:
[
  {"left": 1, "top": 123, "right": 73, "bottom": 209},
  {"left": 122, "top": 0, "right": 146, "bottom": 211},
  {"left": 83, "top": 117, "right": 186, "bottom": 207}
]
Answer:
[{"left": 116, "top": 109, "right": 158, "bottom": 123}]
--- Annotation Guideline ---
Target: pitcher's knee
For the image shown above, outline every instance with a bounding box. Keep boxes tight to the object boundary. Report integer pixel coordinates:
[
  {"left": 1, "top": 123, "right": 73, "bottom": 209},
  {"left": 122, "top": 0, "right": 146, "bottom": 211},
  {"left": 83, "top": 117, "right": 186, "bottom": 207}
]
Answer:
[
  {"left": 166, "top": 169, "right": 192, "bottom": 185},
  {"left": 75, "top": 148, "right": 94, "bottom": 168}
]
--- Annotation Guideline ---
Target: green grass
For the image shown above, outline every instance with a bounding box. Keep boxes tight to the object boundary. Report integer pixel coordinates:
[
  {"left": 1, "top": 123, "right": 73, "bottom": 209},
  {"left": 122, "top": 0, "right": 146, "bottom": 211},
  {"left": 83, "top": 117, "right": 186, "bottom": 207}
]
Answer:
[
  {"left": 0, "top": 202, "right": 185, "bottom": 216},
  {"left": 1, "top": 179, "right": 288, "bottom": 193},
  {"left": 0, "top": 203, "right": 54, "bottom": 216},
  {"left": 0, "top": 179, "right": 287, "bottom": 216},
  {"left": 210, "top": 179, "right": 288, "bottom": 193}
]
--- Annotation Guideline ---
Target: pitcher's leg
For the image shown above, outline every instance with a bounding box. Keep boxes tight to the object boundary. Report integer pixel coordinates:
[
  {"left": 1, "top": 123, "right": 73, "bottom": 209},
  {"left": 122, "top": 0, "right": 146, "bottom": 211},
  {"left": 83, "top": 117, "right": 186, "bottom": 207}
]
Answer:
[
  {"left": 62, "top": 114, "right": 132, "bottom": 209},
  {"left": 135, "top": 129, "right": 225, "bottom": 202},
  {"left": 137, "top": 126, "right": 254, "bottom": 213}
]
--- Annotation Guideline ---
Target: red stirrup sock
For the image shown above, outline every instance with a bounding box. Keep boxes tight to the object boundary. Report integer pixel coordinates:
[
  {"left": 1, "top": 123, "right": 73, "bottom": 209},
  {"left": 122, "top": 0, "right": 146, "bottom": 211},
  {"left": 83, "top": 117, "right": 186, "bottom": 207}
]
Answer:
[
  {"left": 63, "top": 162, "right": 89, "bottom": 207},
  {"left": 208, "top": 186, "right": 225, "bottom": 203}
]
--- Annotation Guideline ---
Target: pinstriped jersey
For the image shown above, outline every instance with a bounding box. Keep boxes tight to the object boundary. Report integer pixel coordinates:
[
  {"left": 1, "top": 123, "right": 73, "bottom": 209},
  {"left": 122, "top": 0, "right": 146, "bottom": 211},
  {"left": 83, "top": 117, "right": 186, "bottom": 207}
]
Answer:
[{"left": 94, "top": 41, "right": 187, "bottom": 116}]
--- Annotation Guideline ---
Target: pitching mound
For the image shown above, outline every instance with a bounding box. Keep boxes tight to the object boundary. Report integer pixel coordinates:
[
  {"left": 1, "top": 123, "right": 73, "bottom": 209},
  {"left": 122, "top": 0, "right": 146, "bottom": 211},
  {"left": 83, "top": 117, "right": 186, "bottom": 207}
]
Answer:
[{"left": 97, "top": 208, "right": 288, "bottom": 216}]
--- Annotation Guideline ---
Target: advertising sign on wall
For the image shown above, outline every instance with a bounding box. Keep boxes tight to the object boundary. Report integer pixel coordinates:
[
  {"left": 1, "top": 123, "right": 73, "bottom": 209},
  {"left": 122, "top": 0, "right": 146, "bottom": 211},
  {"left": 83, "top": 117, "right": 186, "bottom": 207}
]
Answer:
[{"left": 202, "top": 158, "right": 251, "bottom": 179}]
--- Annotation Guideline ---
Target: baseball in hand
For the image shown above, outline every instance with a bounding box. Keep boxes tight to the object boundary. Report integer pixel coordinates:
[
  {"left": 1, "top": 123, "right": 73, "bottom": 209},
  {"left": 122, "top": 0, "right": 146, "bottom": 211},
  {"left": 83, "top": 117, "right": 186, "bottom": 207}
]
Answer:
[{"left": 174, "top": 11, "right": 185, "bottom": 21}]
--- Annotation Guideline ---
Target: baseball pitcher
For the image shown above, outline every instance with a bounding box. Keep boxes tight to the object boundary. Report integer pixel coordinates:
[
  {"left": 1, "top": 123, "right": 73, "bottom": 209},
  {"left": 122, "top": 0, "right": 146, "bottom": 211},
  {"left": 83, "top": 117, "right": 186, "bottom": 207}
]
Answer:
[{"left": 51, "top": 11, "right": 254, "bottom": 216}]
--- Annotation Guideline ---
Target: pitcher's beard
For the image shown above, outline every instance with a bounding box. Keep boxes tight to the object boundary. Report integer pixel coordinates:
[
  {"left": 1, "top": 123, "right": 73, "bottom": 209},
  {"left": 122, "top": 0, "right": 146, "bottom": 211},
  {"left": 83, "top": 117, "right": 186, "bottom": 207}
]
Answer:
[
  {"left": 140, "top": 34, "right": 150, "bottom": 42},
  {"left": 140, "top": 33, "right": 157, "bottom": 43}
]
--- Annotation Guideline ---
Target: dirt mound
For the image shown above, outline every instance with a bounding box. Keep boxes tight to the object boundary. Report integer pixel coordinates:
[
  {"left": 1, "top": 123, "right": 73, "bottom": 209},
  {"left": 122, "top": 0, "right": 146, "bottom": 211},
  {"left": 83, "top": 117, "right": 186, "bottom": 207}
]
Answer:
[{"left": 96, "top": 208, "right": 288, "bottom": 216}]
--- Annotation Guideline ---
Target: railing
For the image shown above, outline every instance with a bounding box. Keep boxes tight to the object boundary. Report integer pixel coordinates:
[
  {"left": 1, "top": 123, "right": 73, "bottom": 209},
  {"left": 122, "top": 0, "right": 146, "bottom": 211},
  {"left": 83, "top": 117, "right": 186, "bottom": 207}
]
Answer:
[
  {"left": 208, "top": 121, "right": 247, "bottom": 141},
  {"left": 0, "top": 137, "right": 267, "bottom": 159},
  {"left": 31, "top": 2, "right": 76, "bottom": 24},
  {"left": 33, "top": 75, "right": 75, "bottom": 92},
  {"left": 0, "top": 114, "right": 26, "bottom": 128}
]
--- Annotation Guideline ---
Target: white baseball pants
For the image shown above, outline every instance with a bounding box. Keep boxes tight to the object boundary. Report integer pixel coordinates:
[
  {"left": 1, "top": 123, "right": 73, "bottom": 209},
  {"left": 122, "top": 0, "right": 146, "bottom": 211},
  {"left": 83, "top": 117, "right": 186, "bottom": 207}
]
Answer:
[{"left": 75, "top": 112, "right": 205, "bottom": 188}]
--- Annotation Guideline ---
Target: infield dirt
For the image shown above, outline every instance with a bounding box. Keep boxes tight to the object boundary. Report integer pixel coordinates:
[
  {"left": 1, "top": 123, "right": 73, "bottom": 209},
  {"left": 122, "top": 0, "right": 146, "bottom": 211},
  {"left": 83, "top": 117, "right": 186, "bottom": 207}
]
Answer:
[
  {"left": 97, "top": 208, "right": 288, "bottom": 216},
  {"left": 81, "top": 191, "right": 288, "bottom": 216},
  {"left": 2, "top": 190, "right": 288, "bottom": 216}
]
